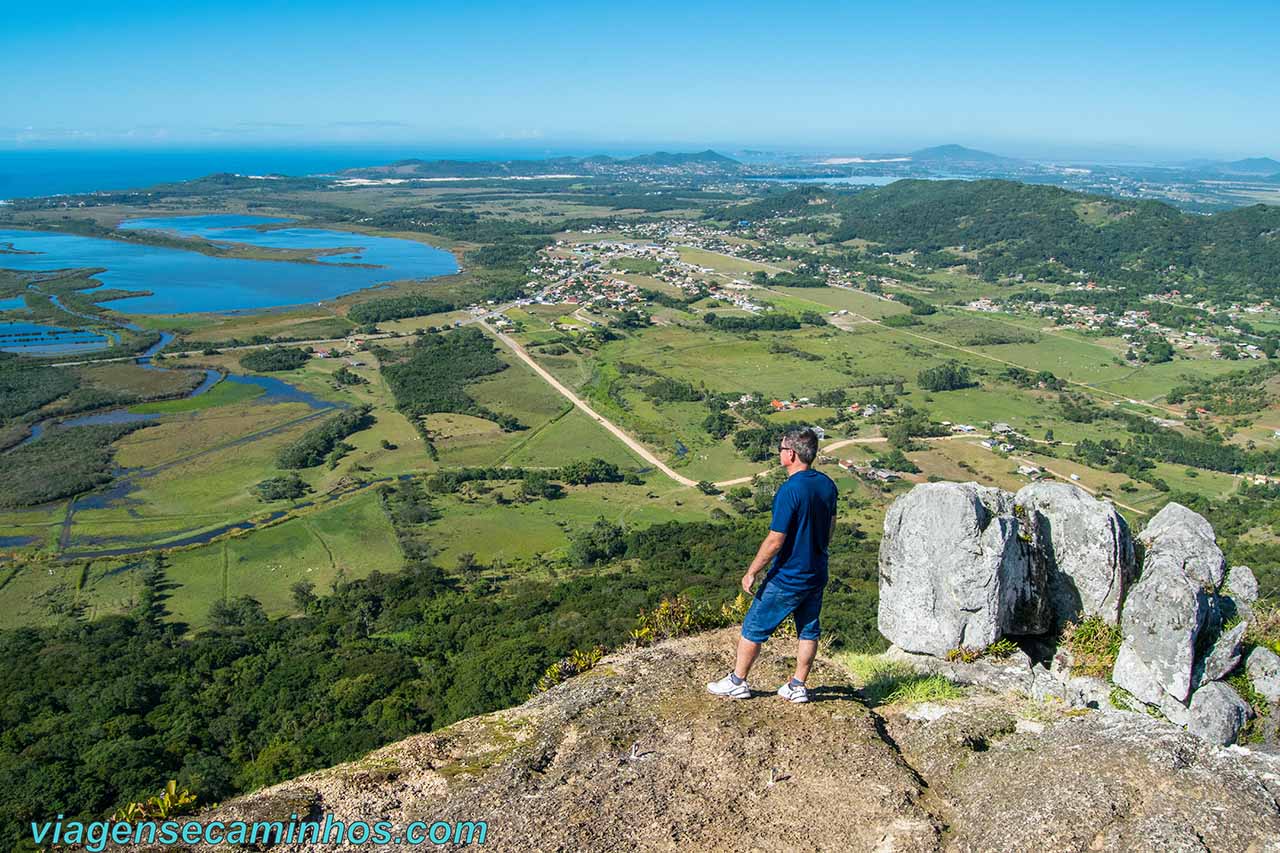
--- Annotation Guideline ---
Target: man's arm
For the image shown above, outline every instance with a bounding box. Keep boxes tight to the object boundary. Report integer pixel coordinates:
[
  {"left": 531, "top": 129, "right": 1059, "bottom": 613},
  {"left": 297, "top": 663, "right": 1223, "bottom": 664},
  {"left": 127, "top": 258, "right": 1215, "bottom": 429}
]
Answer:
[{"left": 742, "top": 530, "right": 787, "bottom": 593}]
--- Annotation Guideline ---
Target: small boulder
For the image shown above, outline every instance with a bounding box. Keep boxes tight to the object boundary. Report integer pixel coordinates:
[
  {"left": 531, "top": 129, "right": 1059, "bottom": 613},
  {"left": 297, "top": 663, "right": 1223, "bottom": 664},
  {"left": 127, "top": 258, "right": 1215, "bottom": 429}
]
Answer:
[
  {"left": 1246, "top": 647, "right": 1280, "bottom": 704},
  {"left": 1136, "top": 502, "right": 1226, "bottom": 590},
  {"left": 1224, "top": 565, "right": 1258, "bottom": 604},
  {"left": 1015, "top": 481, "right": 1135, "bottom": 627},
  {"left": 1185, "top": 681, "right": 1250, "bottom": 746},
  {"left": 1192, "top": 620, "right": 1247, "bottom": 691},
  {"left": 878, "top": 483, "right": 1048, "bottom": 656}
]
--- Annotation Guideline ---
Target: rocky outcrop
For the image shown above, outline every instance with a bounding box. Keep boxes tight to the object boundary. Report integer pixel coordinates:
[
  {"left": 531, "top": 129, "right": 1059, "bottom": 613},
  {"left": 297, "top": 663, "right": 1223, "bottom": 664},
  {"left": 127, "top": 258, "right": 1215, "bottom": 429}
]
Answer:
[
  {"left": 127, "top": 632, "right": 1280, "bottom": 853},
  {"left": 879, "top": 484, "right": 1267, "bottom": 748},
  {"left": 1110, "top": 502, "right": 1256, "bottom": 744},
  {"left": 878, "top": 482, "right": 1048, "bottom": 655},
  {"left": 1015, "top": 480, "right": 1135, "bottom": 627}
]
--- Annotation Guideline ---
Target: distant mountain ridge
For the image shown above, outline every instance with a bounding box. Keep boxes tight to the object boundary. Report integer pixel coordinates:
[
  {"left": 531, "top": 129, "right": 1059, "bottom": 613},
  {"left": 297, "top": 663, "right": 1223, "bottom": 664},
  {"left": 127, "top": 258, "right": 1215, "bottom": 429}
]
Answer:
[
  {"left": 346, "top": 149, "right": 740, "bottom": 179},
  {"left": 1218, "top": 157, "right": 1280, "bottom": 176}
]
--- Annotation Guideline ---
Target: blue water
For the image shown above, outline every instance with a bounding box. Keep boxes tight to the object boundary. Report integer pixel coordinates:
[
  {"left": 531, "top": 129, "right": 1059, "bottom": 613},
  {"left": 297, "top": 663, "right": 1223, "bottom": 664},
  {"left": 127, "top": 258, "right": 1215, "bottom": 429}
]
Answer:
[
  {"left": 0, "top": 144, "right": 632, "bottom": 200},
  {"left": 0, "top": 218, "right": 458, "bottom": 313},
  {"left": 224, "top": 373, "right": 335, "bottom": 409},
  {"left": 119, "top": 214, "right": 434, "bottom": 268},
  {"left": 0, "top": 295, "right": 26, "bottom": 311},
  {"left": 0, "top": 320, "right": 109, "bottom": 354}
]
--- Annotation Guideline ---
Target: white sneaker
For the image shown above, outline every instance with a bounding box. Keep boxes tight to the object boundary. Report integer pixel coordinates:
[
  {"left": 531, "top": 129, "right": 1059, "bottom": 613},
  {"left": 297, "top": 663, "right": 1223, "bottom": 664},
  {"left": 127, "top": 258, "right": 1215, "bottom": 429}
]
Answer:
[
  {"left": 777, "top": 682, "right": 809, "bottom": 703},
  {"left": 706, "top": 673, "right": 751, "bottom": 699}
]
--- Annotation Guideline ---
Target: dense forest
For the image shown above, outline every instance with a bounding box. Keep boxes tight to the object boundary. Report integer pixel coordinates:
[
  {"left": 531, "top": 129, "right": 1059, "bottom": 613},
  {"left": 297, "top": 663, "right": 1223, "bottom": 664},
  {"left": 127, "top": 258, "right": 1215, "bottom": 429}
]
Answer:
[
  {"left": 346, "top": 294, "right": 455, "bottom": 324},
  {"left": 0, "top": 519, "right": 880, "bottom": 848}
]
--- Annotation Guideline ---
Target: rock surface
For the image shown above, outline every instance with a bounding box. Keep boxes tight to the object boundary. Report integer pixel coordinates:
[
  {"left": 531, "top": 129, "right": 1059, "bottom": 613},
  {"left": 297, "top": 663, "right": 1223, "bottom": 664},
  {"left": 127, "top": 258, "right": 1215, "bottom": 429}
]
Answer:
[
  {"left": 878, "top": 482, "right": 1047, "bottom": 655},
  {"left": 1136, "top": 501, "right": 1226, "bottom": 590},
  {"left": 131, "top": 632, "right": 1280, "bottom": 853},
  {"left": 1014, "top": 480, "right": 1135, "bottom": 627}
]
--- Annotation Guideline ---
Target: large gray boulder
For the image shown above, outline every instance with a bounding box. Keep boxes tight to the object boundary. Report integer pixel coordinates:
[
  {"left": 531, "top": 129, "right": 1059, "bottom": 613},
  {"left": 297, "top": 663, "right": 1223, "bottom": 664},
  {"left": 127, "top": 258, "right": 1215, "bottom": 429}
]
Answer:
[
  {"left": 1114, "top": 555, "right": 1215, "bottom": 703},
  {"left": 1114, "top": 504, "right": 1225, "bottom": 705},
  {"left": 1136, "top": 502, "right": 1226, "bottom": 589},
  {"left": 1186, "top": 681, "right": 1251, "bottom": 746},
  {"left": 1246, "top": 647, "right": 1280, "bottom": 704},
  {"left": 1014, "top": 481, "right": 1135, "bottom": 627},
  {"left": 878, "top": 482, "right": 1049, "bottom": 656}
]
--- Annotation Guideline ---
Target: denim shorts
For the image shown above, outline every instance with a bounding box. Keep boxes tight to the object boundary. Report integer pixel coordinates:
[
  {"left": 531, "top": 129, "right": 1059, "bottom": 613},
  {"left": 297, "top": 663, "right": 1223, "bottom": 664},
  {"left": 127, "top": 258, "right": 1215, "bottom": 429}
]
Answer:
[{"left": 741, "top": 581, "right": 824, "bottom": 643}]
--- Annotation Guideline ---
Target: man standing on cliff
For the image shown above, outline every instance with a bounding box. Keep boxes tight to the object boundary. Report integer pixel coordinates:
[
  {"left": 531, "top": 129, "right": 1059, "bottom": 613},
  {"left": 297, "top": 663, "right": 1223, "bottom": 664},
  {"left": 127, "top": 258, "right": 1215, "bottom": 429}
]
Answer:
[{"left": 707, "top": 427, "right": 838, "bottom": 704}]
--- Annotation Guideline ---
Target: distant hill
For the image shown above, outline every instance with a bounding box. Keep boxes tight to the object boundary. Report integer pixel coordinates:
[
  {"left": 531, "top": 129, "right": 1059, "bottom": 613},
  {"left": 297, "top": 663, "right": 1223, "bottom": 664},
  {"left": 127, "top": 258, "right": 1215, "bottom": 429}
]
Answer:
[
  {"left": 908, "top": 144, "right": 1021, "bottom": 165},
  {"left": 1217, "top": 157, "right": 1280, "bottom": 176},
  {"left": 345, "top": 150, "right": 739, "bottom": 179},
  {"left": 815, "top": 179, "right": 1280, "bottom": 297},
  {"left": 623, "top": 149, "right": 739, "bottom": 167}
]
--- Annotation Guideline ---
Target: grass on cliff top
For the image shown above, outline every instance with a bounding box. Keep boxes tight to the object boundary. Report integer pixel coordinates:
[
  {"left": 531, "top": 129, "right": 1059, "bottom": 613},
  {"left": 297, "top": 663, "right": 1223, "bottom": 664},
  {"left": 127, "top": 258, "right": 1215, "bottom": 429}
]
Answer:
[{"left": 836, "top": 651, "right": 964, "bottom": 707}]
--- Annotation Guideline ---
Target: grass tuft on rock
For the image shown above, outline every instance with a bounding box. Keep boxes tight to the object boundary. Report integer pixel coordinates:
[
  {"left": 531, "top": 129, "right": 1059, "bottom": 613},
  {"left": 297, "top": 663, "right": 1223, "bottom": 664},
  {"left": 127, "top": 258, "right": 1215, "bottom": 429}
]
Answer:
[{"left": 1062, "top": 616, "right": 1122, "bottom": 679}]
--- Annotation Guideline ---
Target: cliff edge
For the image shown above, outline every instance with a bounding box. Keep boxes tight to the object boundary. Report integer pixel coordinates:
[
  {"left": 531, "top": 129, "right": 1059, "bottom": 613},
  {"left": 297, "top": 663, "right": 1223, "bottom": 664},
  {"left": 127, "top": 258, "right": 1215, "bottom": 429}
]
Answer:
[{"left": 151, "top": 630, "right": 1280, "bottom": 852}]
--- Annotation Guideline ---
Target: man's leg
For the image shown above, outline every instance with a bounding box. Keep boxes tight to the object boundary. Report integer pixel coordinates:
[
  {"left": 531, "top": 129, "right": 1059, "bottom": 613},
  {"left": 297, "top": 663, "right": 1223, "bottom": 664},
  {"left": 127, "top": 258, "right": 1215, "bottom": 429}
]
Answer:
[
  {"left": 735, "top": 635, "right": 762, "bottom": 680},
  {"left": 791, "top": 587, "right": 824, "bottom": 684},
  {"left": 793, "top": 638, "right": 818, "bottom": 683}
]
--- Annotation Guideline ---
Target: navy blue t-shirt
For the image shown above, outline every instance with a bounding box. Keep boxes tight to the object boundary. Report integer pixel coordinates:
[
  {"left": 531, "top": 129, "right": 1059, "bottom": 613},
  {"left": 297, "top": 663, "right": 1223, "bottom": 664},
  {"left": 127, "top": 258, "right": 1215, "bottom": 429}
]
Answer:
[{"left": 766, "top": 469, "right": 839, "bottom": 590}]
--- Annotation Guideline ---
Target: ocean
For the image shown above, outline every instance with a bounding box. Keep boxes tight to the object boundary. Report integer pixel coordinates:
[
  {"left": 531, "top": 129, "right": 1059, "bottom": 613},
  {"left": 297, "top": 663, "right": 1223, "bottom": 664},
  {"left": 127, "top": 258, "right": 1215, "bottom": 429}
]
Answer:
[{"left": 0, "top": 144, "right": 620, "bottom": 200}]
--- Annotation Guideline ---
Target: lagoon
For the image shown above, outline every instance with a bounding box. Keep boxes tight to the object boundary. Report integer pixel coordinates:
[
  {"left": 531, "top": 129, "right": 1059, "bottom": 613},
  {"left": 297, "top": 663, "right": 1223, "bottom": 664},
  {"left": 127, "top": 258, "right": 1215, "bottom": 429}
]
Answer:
[
  {"left": 0, "top": 320, "right": 111, "bottom": 354},
  {"left": 0, "top": 215, "right": 458, "bottom": 314}
]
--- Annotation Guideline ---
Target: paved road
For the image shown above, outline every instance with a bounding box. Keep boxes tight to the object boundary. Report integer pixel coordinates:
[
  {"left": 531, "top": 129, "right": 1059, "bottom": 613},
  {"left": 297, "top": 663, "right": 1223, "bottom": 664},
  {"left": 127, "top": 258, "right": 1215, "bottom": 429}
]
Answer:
[{"left": 480, "top": 320, "right": 699, "bottom": 487}]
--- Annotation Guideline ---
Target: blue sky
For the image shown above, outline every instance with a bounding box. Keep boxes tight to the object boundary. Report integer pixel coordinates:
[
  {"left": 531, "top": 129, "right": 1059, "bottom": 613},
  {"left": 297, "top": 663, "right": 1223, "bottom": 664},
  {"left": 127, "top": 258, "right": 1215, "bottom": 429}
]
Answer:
[{"left": 3, "top": 0, "right": 1277, "bottom": 159}]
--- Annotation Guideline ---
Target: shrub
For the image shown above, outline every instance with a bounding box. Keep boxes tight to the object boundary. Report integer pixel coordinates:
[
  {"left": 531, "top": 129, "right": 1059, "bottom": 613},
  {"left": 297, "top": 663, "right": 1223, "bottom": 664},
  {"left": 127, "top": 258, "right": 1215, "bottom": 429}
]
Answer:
[
  {"left": 945, "top": 646, "right": 982, "bottom": 664},
  {"left": 630, "top": 594, "right": 724, "bottom": 646},
  {"left": 112, "top": 780, "right": 197, "bottom": 821},
  {"left": 1062, "top": 616, "right": 1122, "bottom": 679},
  {"left": 984, "top": 638, "right": 1020, "bottom": 659},
  {"left": 253, "top": 473, "right": 311, "bottom": 501},
  {"left": 534, "top": 646, "right": 605, "bottom": 694}
]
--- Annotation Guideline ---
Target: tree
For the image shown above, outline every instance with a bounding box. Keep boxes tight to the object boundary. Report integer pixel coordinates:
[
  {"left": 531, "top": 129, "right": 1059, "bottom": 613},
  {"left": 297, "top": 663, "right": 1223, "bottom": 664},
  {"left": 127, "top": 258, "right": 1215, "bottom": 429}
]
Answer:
[
  {"left": 568, "top": 518, "right": 626, "bottom": 566},
  {"left": 1143, "top": 336, "right": 1174, "bottom": 363},
  {"left": 290, "top": 580, "right": 317, "bottom": 611},
  {"left": 917, "top": 362, "right": 975, "bottom": 392}
]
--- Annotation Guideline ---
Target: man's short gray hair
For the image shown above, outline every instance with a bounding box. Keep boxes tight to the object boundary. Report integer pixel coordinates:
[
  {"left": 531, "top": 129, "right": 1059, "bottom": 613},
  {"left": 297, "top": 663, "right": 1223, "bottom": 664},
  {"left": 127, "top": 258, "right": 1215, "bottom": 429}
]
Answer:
[{"left": 783, "top": 428, "right": 819, "bottom": 465}]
